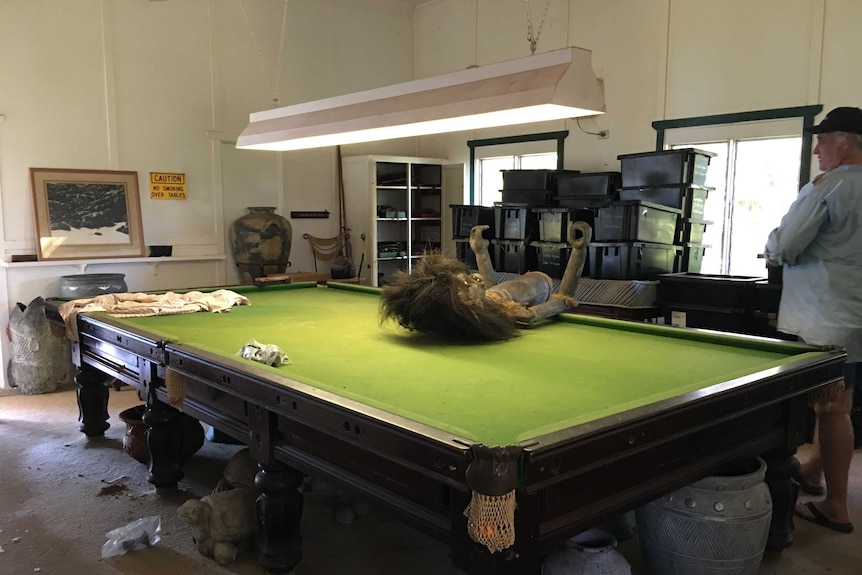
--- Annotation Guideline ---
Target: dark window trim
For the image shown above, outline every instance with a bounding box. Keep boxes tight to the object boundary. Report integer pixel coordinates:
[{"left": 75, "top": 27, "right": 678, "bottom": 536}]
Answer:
[
  {"left": 652, "top": 105, "right": 823, "bottom": 188},
  {"left": 466, "top": 131, "right": 568, "bottom": 204}
]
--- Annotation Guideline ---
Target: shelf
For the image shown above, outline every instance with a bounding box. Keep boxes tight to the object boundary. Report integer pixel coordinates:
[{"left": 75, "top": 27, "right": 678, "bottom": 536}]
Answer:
[
  {"left": 1, "top": 255, "right": 226, "bottom": 274},
  {"left": 345, "top": 155, "right": 451, "bottom": 287}
]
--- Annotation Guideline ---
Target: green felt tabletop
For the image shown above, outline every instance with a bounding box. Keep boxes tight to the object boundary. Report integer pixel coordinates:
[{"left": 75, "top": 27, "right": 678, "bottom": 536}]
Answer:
[{"left": 104, "top": 283, "right": 820, "bottom": 446}]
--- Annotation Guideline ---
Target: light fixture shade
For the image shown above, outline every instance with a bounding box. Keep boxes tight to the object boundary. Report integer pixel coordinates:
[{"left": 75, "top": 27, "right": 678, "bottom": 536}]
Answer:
[{"left": 236, "top": 46, "right": 605, "bottom": 151}]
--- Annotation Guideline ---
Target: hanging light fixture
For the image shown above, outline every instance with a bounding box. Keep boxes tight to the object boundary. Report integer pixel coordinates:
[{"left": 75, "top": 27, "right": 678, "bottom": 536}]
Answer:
[{"left": 236, "top": 46, "right": 605, "bottom": 151}]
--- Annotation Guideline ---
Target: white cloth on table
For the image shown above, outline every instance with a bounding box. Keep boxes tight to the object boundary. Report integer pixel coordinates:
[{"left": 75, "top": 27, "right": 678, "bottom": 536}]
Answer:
[{"left": 58, "top": 290, "right": 250, "bottom": 341}]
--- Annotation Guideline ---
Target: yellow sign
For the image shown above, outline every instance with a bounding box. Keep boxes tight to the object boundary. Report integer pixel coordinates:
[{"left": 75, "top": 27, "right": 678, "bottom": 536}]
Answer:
[{"left": 149, "top": 172, "right": 186, "bottom": 200}]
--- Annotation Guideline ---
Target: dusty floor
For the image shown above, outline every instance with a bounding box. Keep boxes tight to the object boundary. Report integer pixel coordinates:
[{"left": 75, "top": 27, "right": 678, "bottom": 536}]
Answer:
[{"left": 0, "top": 384, "right": 859, "bottom": 575}]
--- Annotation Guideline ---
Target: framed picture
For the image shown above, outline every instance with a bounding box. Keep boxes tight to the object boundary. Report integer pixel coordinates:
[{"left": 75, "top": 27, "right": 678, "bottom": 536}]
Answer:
[{"left": 30, "top": 168, "right": 145, "bottom": 260}]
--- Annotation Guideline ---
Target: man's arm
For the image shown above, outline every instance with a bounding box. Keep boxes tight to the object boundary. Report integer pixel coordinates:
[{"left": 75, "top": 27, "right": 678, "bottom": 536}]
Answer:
[{"left": 765, "top": 182, "right": 830, "bottom": 265}]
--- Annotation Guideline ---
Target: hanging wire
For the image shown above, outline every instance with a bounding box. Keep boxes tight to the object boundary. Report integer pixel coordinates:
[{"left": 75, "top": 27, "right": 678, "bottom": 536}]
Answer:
[
  {"left": 524, "top": 0, "right": 551, "bottom": 55},
  {"left": 238, "top": 0, "right": 290, "bottom": 107},
  {"left": 576, "top": 118, "right": 608, "bottom": 138}
]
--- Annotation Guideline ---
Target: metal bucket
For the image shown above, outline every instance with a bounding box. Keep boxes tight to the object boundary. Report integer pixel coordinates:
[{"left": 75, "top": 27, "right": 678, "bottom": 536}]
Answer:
[{"left": 636, "top": 457, "right": 772, "bottom": 574}]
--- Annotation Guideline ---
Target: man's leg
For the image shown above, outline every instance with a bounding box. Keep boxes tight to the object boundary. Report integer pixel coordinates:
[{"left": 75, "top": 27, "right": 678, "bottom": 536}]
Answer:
[
  {"left": 797, "top": 424, "right": 824, "bottom": 490},
  {"left": 811, "top": 386, "right": 854, "bottom": 524}
]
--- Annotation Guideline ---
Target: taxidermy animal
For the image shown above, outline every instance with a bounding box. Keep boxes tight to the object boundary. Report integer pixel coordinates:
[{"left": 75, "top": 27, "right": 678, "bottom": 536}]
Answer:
[
  {"left": 177, "top": 487, "right": 258, "bottom": 566},
  {"left": 380, "top": 222, "right": 591, "bottom": 341}
]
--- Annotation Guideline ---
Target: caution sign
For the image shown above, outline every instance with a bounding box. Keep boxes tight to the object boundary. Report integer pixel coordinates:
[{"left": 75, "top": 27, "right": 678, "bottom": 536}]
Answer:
[{"left": 150, "top": 172, "right": 186, "bottom": 200}]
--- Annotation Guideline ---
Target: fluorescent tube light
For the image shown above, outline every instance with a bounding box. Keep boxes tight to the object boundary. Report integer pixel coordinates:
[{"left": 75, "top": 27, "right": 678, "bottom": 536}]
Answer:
[{"left": 236, "top": 46, "right": 605, "bottom": 151}]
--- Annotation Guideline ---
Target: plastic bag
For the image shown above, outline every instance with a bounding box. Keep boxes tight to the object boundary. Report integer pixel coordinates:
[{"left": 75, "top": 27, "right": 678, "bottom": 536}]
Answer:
[
  {"left": 237, "top": 339, "right": 290, "bottom": 366},
  {"left": 101, "top": 515, "right": 161, "bottom": 558}
]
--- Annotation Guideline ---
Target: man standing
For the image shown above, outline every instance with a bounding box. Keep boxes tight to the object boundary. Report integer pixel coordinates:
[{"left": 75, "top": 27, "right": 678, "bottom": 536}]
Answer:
[{"left": 765, "top": 106, "right": 862, "bottom": 534}]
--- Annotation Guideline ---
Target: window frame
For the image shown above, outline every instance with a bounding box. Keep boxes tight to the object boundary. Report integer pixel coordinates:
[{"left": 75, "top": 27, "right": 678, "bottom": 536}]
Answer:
[
  {"left": 466, "top": 131, "right": 568, "bottom": 204},
  {"left": 652, "top": 105, "right": 823, "bottom": 189}
]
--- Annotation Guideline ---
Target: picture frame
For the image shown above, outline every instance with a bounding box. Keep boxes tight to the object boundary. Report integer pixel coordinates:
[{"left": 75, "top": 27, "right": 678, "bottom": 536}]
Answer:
[{"left": 30, "top": 168, "right": 145, "bottom": 260}]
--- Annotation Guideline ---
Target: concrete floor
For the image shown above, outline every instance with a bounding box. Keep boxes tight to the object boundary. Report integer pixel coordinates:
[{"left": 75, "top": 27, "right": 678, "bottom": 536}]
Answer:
[{"left": 0, "top": 384, "right": 859, "bottom": 575}]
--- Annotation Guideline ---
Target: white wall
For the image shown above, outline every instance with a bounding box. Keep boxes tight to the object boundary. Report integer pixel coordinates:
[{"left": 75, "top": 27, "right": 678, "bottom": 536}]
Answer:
[
  {"left": 415, "top": 0, "right": 862, "bottom": 174},
  {"left": 0, "top": 0, "right": 417, "bottom": 387}
]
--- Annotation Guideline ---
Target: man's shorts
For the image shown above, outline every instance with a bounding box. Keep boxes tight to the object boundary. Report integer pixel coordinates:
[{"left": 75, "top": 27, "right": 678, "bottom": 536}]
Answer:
[{"left": 845, "top": 362, "right": 860, "bottom": 391}]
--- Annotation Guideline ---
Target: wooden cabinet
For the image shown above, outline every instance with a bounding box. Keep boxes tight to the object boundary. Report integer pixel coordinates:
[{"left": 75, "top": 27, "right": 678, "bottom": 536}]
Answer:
[{"left": 342, "top": 155, "right": 461, "bottom": 287}]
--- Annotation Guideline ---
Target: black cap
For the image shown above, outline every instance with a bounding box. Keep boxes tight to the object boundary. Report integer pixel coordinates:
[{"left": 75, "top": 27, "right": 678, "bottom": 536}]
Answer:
[{"left": 807, "top": 107, "right": 862, "bottom": 134}]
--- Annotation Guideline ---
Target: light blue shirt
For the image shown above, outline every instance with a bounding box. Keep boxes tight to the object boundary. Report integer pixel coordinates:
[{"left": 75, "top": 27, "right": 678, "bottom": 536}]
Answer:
[{"left": 764, "top": 165, "right": 862, "bottom": 361}]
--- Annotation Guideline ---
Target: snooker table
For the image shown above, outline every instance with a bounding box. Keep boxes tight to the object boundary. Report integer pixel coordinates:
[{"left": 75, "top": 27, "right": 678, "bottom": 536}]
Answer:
[{"left": 50, "top": 282, "right": 846, "bottom": 574}]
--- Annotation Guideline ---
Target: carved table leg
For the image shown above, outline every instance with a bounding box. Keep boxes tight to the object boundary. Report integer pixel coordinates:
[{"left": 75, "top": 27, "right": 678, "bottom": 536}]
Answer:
[
  {"left": 142, "top": 400, "right": 184, "bottom": 489},
  {"left": 764, "top": 449, "right": 800, "bottom": 551},
  {"left": 75, "top": 365, "right": 110, "bottom": 437},
  {"left": 255, "top": 462, "right": 304, "bottom": 574}
]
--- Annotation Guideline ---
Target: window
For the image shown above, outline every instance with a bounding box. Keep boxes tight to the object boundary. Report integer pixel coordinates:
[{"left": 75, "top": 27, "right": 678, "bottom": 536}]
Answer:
[
  {"left": 654, "top": 105, "right": 821, "bottom": 277},
  {"left": 467, "top": 131, "right": 567, "bottom": 205},
  {"left": 478, "top": 152, "right": 557, "bottom": 207},
  {"left": 673, "top": 138, "right": 801, "bottom": 276}
]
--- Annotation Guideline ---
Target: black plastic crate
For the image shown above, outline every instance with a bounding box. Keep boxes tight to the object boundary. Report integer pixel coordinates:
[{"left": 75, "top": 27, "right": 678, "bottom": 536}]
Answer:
[
  {"left": 451, "top": 204, "right": 495, "bottom": 238},
  {"left": 502, "top": 169, "right": 554, "bottom": 190},
  {"left": 501, "top": 188, "right": 554, "bottom": 205},
  {"left": 494, "top": 203, "right": 536, "bottom": 240},
  {"left": 664, "top": 304, "right": 764, "bottom": 336},
  {"left": 593, "top": 201, "right": 681, "bottom": 245},
  {"left": 588, "top": 242, "right": 680, "bottom": 280},
  {"left": 454, "top": 238, "right": 495, "bottom": 270},
  {"left": 491, "top": 239, "right": 535, "bottom": 274},
  {"left": 755, "top": 280, "right": 782, "bottom": 314},
  {"left": 533, "top": 207, "right": 572, "bottom": 243},
  {"left": 675, "top": 218, "right": 711, "bottom": 245},
  {"left": 556, "top": 172, "right": 621, "bottom": 197},
  {"left": 767, "top": 263, "right": 783, "bottom": 284},
  {"left": 530, "top": 241, "right": 571, "bottom": 279},
  {"left": 657, "top": 273, "right": 766, "bottom": 309},
  {"left": 677, "top": 243, "right": 708, "bottom": 273},
  {"left": 556, "top": 195, "right": 613, "bottom": 210},
  {"left": 618, "top": 185, "right": 710, "bottom": 219},
  {"left": 618, "top": 148, "right": 716, "bottom": 188}
]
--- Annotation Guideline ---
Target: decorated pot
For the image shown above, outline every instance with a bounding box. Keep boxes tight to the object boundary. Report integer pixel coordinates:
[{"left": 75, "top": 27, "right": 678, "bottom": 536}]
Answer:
[{"left": 229, "top": 207, "right": 292, "bottom": 284}]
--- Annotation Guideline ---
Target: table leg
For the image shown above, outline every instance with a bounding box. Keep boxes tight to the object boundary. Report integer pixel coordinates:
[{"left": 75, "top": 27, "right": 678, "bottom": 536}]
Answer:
[
  {"left": 763, "top": 449, "right": 800, "bottom": 551},
  {"left": 75, "top": 365, "right": 110, "bottom": 437},
  {"left": 143, "top": 400, "right": 185, "bottom": 488},
  {"left": 255, "top": 462, "right": 304, "bottom": 574}
]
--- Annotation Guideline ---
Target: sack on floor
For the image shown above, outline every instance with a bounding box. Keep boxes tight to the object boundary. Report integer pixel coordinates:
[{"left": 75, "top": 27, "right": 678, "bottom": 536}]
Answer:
[{"left": 7, "top": 296, "right": 73, "bottom": 394}]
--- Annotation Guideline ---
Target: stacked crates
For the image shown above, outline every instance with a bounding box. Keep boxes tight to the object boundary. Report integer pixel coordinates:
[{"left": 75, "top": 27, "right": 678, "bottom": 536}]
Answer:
[
  {"left": 531, "top": 207, "right": 578, "bottom": 278},
  {"left": 554, "top": 171, "right": 620, "bottom": 209},
  {"left": 451, "top": 169, "right": 606, "bottom": 277},
  {"left": 500, "top": 169, "right": 560, "bottom": 205},
  {"left": 491, "top": 169, "right": 557, "bottom": 274},
  {"left": 589, "top": 201, "right": 682, "bottom": 280},
  {"left": 450, "top": 170, "right": 593, "bottom": 278},
  {"left": 615, "top": 148, "right": 716, "bottom": 274},
  {"left": 450, "top": 204, "right": 495, "bottom": 270},
  {"left": 492, "top": 203, "right": 537, "bottom": 273}
]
